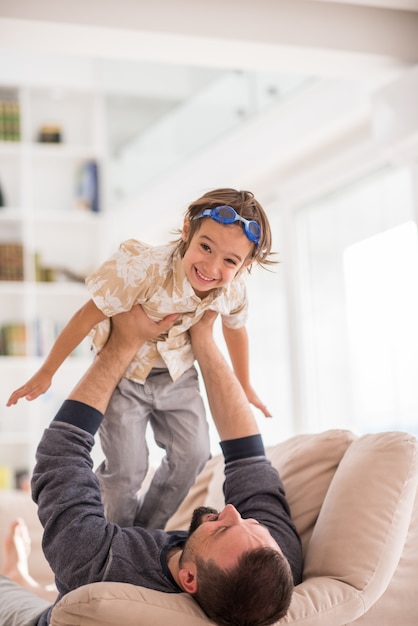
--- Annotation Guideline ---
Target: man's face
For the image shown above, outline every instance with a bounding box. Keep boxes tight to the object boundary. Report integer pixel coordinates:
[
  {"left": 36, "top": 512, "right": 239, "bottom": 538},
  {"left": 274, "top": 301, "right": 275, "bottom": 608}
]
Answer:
[{"left": 182, "top": 503, "right": 281, "bottom": 570}]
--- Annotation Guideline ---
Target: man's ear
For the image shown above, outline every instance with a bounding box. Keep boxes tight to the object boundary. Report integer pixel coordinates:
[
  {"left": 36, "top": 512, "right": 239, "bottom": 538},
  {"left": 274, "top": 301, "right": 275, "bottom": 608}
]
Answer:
[
  {"left": 182, "top": 218, "right": 190, "bottom": 242},
  {"left": 178, "top": 563, "right": 198, "bottom": 594}
]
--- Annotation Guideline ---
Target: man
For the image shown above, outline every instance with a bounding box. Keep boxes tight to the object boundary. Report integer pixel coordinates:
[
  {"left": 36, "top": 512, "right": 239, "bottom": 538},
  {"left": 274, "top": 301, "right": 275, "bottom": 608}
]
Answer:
[{"left": 0, "top": 306, "right": 303, "bottom": 626}]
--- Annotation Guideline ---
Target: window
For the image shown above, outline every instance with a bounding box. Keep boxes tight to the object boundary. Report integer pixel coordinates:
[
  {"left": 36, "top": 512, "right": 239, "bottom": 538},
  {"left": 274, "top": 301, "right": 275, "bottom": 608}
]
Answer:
[
  {"left": 296, "top": 166, "right": 418, "bottom": 434},
  {"left": 344, "top": 221, "right": 418, "bottom": 433}
]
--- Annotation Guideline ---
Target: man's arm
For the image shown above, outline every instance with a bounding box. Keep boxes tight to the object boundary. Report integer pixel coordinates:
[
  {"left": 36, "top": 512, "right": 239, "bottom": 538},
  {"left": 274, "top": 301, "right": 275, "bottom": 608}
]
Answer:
[
  {"left": 189, "top": 311, "right": 259, "bottom": 441},
  {"left": 32, "top": 306, "right": 179, "bottom": 598},
  {"left": 191, "top": 312, "right": 304, "bottom": 584}
]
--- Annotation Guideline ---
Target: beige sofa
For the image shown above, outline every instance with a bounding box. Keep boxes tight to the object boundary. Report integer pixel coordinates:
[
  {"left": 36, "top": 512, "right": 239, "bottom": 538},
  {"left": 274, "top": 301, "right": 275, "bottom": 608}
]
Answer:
[{"left": 1, "top": 429, "right": 417, "bottom": 625}]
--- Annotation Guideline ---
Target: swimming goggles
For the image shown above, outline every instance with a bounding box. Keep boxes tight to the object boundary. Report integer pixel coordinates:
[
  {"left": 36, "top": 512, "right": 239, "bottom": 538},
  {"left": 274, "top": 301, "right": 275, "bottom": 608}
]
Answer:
[{"left": 193, "top": 205, "right": 260, "bottom": 245}]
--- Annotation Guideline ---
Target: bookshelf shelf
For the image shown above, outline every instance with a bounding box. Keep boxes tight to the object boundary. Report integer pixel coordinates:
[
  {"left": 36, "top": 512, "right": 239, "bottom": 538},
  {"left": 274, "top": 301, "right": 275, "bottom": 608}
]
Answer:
[
  {"left": 0, "top": 142, "right": 23, "bottom": 155},
  {"left": 28, "top": 142, "right": 98, "bottom": 158},
  {"left": 0, "top": 82, "right": 107, "bottom": 479}
]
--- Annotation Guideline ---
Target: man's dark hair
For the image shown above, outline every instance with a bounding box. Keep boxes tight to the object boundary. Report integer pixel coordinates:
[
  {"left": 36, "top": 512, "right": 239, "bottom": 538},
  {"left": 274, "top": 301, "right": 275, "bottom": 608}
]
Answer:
[{"left": 193, "top": 547, "right": 294, "bottom": 626}]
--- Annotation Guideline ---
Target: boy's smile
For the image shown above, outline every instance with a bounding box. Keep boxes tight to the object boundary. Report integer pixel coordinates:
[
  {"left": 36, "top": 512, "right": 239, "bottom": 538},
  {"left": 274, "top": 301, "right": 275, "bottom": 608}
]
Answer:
[{"left": 182, "top": 218, "right": 253, "bottom": 298}]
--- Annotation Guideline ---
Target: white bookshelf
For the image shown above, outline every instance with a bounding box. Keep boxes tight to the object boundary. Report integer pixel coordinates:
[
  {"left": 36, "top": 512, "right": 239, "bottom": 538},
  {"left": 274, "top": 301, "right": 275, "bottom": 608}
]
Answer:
[{"left": 0, "top": 85, "right": 108, "bottom": 481}]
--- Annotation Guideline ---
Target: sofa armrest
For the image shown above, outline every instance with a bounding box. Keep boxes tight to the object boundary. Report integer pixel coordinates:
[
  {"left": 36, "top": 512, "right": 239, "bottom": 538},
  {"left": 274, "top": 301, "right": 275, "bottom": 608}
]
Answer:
[{"left": 300, "top": 431, "right": 418, "bottom": 624}]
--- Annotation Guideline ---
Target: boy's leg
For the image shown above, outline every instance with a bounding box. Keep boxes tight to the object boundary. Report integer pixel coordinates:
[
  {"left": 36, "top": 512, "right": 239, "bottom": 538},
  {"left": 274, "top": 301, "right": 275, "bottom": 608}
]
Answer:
[
  {"left": 96, "top": 378, "right": 151, "bottom": 527},
  {"left": 134, "top": 366, "right": 211, "bottom": 529},
  {"left": 0, "top": 575, "right": 51, "bottom": 626}
]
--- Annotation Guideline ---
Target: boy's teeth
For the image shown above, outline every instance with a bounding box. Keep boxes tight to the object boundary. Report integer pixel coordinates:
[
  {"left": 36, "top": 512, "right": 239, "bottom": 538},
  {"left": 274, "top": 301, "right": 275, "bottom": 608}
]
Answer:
[{"left": 196, "top": 268, "right": 213, "bottom": 281}]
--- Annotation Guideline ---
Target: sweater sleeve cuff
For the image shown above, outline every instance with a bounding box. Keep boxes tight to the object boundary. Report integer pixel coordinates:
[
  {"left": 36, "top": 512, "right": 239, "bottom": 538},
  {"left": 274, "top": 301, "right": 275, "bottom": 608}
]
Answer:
[
  {"left": 220, "top": 434, "right": 265, "bottom": 463},
  {"left": 53, "top": 399, "right": 103, "bottom": 436}
]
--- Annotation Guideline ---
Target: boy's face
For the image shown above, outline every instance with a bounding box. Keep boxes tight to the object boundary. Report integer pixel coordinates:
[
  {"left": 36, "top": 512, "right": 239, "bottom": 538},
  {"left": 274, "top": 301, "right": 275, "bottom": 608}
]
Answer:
[{"left": 181, "top": 218, "right": 253, "bottom": 298}]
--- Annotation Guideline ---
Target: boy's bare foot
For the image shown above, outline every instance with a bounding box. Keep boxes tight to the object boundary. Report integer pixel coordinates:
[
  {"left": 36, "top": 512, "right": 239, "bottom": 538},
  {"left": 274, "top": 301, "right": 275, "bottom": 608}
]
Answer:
[{"left": 1, "top": 518, "right": 57, "bottom": 602}]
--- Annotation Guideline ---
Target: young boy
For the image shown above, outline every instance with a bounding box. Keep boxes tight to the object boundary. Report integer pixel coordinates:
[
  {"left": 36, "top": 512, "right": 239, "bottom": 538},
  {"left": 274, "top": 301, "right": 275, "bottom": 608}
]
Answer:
[{"left": 7, "top": 188, "right": 276, "bottom": 529}]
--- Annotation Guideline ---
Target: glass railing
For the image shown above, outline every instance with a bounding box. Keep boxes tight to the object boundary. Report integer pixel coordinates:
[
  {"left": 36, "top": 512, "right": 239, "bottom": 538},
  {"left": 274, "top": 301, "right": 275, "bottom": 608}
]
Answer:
[{"left": 108, "top": 69, "right": 314, "bottom": 203}]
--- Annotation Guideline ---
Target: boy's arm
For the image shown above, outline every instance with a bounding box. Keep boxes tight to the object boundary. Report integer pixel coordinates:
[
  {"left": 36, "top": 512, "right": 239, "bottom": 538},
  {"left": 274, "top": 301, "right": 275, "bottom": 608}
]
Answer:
[
  {"left": 222, "top": 322, "right": 271, "bottom": 417},
  {"left": 7, "top": 299, "right": 106, "bottom": 406}
]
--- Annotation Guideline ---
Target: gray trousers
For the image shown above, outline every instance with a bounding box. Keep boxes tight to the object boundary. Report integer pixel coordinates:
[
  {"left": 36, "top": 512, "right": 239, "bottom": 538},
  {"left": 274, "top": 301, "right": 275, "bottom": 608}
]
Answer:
[
  {"left": 0, "top": 576, "right": 51, "bottom": 626},
  {"left": 96, "top": 366, "right": 211, "bottom": 529}
]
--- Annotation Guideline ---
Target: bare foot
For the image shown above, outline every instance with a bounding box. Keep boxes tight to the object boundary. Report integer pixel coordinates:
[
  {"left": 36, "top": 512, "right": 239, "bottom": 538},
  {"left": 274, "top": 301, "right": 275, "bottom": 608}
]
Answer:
[
  {"left": 2, "top": 519, "right": 57, "bottom": 602},
  {"left": 2, "top": 518, "right": 31, "bottom": 583}
]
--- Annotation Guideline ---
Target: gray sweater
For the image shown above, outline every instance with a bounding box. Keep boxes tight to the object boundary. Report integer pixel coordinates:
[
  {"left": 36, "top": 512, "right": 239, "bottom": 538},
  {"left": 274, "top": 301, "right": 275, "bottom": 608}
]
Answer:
[{"left": 32, "top": 400, "right": 303, "bottom": 625}]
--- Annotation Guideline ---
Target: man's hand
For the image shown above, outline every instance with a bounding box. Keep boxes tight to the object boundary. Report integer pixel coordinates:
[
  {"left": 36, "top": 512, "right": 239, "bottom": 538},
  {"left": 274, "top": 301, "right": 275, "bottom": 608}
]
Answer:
[
  {"left": 189, "top": 310, "right": 218, "bottom": 356},
  {"left": 111, "top": 306, "right": 179, "bottom": 352}
]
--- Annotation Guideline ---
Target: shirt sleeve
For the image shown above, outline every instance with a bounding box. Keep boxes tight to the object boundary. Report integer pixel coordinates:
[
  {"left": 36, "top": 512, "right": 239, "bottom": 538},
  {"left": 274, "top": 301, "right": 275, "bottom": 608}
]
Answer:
[
  {"left": 220, "top": 275, "right": 249, "bottom": 329},
  {"left": 53, "top": 399, "right": 103, "bottom": 435},
  {"left": 85, "top": 239, "right": 154, "bottom": 316}
]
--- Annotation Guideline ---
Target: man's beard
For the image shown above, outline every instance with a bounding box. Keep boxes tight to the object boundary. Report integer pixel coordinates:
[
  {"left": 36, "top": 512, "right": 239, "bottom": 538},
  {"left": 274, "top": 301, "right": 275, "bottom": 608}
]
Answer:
[{"left": 187, "top": 506, "right": 219, "bottom": 536}]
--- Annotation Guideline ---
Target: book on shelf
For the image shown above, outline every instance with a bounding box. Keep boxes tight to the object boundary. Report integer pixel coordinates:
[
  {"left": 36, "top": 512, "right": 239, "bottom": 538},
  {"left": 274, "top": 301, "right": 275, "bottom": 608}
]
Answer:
[
  {"left": 0, "top": 465, "right": 13, "bottom": 490},
  {"left": 0, "top": 177, "right": 5, "bottom": 207},
  {"left": 0, "top": 323, "right": 27, "bottom": 356},
  {"left": 75, "top": 160, "right": 100, "bottom": 213},
  {"left": 34, "top": 252, "right": 86, "bottom": 283},
  {"left": 0, "top": 466, "right": 29, "bottom": 490},
  {"left": 0, "top": 88, "right": 21, "bottom": 142},
  {"left": 0, "top": 243, "right": 24, "bottom": 281},
  {"left": 0, "top": 319, "right": 57, "bottom": 357},
  {"left": 0, "top": 318, "right": 92, "bottom": 358},
  {"left": 33, "top": 319, "right": 92, "bottom": 358}
]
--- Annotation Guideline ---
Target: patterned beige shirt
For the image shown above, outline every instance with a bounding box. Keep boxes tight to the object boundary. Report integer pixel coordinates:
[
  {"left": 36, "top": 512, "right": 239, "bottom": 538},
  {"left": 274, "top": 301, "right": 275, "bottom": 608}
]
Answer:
[{"left": 85, "top": 239, "right": 248, "bottom": 384}]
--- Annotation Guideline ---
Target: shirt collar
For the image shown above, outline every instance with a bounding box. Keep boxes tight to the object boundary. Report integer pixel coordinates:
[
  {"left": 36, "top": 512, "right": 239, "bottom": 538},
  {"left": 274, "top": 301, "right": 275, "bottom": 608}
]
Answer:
[{"left": 160, "top": 532, "right": 187, "bottom": 590}]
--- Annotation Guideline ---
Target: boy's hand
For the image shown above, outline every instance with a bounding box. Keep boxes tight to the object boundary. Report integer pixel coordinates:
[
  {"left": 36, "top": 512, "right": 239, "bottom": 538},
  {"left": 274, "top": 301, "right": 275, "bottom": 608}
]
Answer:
[
  {"left": 6, "top": 370, "right": 52, "bottom": 406},
  {"left": 244, "top": 386, "right": 272, "bottom": 418}
]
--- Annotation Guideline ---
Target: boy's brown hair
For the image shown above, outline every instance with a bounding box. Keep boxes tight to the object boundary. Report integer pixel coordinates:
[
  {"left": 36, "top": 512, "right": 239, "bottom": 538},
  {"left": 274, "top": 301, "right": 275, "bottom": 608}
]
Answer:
[{"left": 175, "top": 188, "right": 277, "bottom": 271}]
